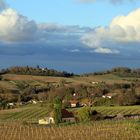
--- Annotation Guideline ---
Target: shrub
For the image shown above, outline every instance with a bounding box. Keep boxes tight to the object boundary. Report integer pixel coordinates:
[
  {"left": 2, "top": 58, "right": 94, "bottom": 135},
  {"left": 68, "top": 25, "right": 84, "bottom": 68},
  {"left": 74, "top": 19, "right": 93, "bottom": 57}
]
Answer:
[
  {"left": 77, "top": 107, "right": 91, "bottom": 122},
  {"left": 94, "top": 98, "right": 113, "bottom": 106}
]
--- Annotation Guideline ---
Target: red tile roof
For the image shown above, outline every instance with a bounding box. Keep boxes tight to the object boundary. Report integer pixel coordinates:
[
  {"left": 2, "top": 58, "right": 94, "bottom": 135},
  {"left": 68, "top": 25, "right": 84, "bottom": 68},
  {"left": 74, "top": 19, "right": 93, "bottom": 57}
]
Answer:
[{"left": 61, "top": 109, "right": 74, "bottom": 118}]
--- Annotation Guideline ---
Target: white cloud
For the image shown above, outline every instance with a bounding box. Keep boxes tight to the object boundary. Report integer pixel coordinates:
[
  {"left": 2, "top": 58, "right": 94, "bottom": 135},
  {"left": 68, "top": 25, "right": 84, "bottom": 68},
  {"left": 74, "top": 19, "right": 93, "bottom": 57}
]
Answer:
[
  {"left": 89, "top": 48, "right": 119, "bottom": 54},
  {"left": 81, "top": 8, "right": 140, "bottom": 54},
  {"left": 0, "top": 7, "right": 87, "bottom": 48},
  {"left": 94, "top": 48, "right": 119, "bottom": 54},
  {"left": 70, "top": 49, "right": 80, "bottom": 52},
  {"left": 0, "top": 8, "right": 37, "bottom": 42}
]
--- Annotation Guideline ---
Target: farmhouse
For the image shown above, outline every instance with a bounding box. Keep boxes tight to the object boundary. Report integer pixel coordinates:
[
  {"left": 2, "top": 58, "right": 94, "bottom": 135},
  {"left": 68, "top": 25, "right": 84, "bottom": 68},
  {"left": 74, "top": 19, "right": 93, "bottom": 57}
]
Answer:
[
  {"left": 7, "top": 102, "right": 16, "bottom": 108},
  {"left": 61, "top": 109, "right": 76, "bottom": 123},
  {"left": 39, "top": 109, "right": 76, "bottom": 125},
  {"left": 102, "top": 93, "right": 117, "bottom": 99},
  {"left": 91, "top": 81, "right": 99, "bottom": 85},
  {"left": 39, "top": 111, "right": 55, "bottom": 125},
  {"left": 69, "top": 100, "right": 80, "bottom": 108},
  {"left": 102, "top": 93, "right": 114, "bottom": 99},
  {"left": 39, "top": 117, "right": 55, "bottom": 125},
  {"left": 28, "top": 100, "right": 38, "bottom": 104},
  {"left": 7, "top": 102, "right": 15, "bottom": 106}
]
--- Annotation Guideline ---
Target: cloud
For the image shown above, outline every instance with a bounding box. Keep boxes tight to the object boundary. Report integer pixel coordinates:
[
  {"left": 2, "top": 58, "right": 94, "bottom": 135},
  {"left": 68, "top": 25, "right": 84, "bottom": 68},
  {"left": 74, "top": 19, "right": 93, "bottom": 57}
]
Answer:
[
  {"left": 81, "top": 8, "right": 140, "bottom": 54},
  {"left": 70, "top": 49, "right": 80, "bottom": 53},
  {"left": 0, "top": 6, "right": 89, "bottom": 53},
  {"left": 0, "top": 0, "right": 138, "bottom": 55},
  {"left": 0, "top": 0, "right": 7, "bottom": 10},
  {"left": 90, "top": 48, "right": 119, "bottom": 54},
  {"left": 0, "top": 8, "right": 37, "bottom": 42},
  {"left": 78, "top": 0, "right": 135, "bottom": 4},
  {"left": 110, "top": 0, "right": 134, "bottom": 4}
]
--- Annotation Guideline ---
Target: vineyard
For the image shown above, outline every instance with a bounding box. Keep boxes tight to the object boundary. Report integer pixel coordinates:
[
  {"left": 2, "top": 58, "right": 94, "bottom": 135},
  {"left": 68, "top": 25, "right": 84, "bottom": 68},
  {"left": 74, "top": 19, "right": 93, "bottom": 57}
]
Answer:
[
  {"left": 0, "top": 105, "right": 140, "bottom": 139},
  {"left": 94, "top": 106, "right": 140, "bottom": 116},
  {"left": 0, "top": 105, "right": 50, "bottom": 123},
  {"left": 0, "top": 120, "right": 140, "bottom": 140},
  {"left": 0, "top": 105, "right": 140, "bottom": 123}
]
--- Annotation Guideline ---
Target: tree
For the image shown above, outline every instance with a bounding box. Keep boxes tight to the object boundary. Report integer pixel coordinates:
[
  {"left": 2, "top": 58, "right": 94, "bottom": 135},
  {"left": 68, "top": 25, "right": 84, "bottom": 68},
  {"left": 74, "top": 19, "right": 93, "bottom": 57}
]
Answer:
[
  {"left": 0, "top": 75, "right": 2, "bottom": 80},
  {"left": 77, "top": 107, "right": 91, "bottom": 122},
  {"left": 114, "top": 92, "right": 137, "bottom": 106},
  {"left": 59, "top": 79, "right": 66, "bottom": 87},
  {"left": 17, "top": 94, "right": 21, "bottom": 107},
  {"left": 16, "top": 82, "right": 29, "bottom": 102},
  {"left": 53, "top": 97, "right": 62, "bottom": 125},
  {"left": 131, "top": 82, "right": 136, "bottom": 95}
]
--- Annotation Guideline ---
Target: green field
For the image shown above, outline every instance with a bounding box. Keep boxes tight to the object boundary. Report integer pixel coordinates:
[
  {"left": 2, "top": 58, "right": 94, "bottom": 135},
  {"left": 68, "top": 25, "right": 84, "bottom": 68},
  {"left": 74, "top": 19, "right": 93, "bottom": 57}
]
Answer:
[
  {"left": 0, "top": 105, "right": 140, "bottom": 140},
  {"left": 0, "top": 105, "right": 140, "bottom": 123},
  {"left": 94, "top": 106, "right": 140, "bottom": 116},
  {"left": 0, "top": 104, "right": 50, "bottom": 122}
]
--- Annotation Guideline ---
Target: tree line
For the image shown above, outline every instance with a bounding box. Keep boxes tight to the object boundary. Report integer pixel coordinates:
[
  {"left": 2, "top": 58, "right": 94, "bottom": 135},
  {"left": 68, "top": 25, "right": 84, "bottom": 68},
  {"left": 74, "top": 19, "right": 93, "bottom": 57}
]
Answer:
[
  {"left": 83, "top": 67, "right": 140, "bottom": 78},
  {"left": 0, "top": 66, "right": 75, "bottom": 77}
]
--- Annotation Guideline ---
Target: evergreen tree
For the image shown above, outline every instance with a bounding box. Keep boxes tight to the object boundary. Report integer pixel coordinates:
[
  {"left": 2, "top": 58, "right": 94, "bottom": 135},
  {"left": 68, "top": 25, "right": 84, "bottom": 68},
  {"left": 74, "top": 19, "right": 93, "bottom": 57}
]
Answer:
[
  {"left": 131, "top": 82, "right": 136, "bottom": 95},
  {"left": 53, "top": 97, "right": 62, "bottom": 125}
]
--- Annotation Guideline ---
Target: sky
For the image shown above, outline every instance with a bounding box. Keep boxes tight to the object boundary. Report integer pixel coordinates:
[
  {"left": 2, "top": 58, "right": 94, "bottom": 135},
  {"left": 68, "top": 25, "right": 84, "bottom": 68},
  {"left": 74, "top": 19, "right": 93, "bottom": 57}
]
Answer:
[{"left": 1, "top": 0, "right": 140, "bottom": 73}]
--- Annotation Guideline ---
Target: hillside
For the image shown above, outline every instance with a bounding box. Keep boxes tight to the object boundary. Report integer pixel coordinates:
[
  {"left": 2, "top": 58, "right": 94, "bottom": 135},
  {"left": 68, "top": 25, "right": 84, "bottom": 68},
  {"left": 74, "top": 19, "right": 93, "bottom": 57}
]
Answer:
[
  {"left": 0, "top": 104, "right": 140, "bottom": 122},
  {"left": 0, "top": 66, "right": 74, "bottom": 77},
  {"left": 2, "top": 73, "right": 139, "bottom": 86},
  {"left": 0, "top": 72, "right": 140, "bottom": 94},
  {"left": 0, "top": 73, "right": 138, "bottom": 95},
  {"left": 0, "top": 72, "right": 140, "bottom": 140}
]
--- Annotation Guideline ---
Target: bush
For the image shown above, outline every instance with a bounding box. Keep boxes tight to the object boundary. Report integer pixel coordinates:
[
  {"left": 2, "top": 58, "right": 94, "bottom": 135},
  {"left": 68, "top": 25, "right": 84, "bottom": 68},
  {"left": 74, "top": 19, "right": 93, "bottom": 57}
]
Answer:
[
  {"left": 90, "top": 110, "right": 104, "bottom": 121},
  {"left": 0, "top": 75, "right": 2, "bottom": 80},
  {"left": 77, "top": 107, "right": 91, "bottom": 122},
  {"left": 94, "top": 98, "right": 113, "bottom": 106}
]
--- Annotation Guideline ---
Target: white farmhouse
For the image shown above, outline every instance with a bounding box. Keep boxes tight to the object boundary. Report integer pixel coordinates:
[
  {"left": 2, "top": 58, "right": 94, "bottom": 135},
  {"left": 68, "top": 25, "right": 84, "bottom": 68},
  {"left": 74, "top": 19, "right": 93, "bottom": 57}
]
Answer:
[{"left": 38, "top": 117, "right": 55, "bottom": 125}]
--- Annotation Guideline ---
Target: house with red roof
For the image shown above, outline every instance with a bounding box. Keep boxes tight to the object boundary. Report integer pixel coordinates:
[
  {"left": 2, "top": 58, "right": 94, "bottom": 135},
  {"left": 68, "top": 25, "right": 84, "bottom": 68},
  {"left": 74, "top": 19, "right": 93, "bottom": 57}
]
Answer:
[
  {"left": 61, "top": 109, "right": 76, "bottom": 123},
  {"left": 39, "top": 109, "right": 76, "bottom": 125}
]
